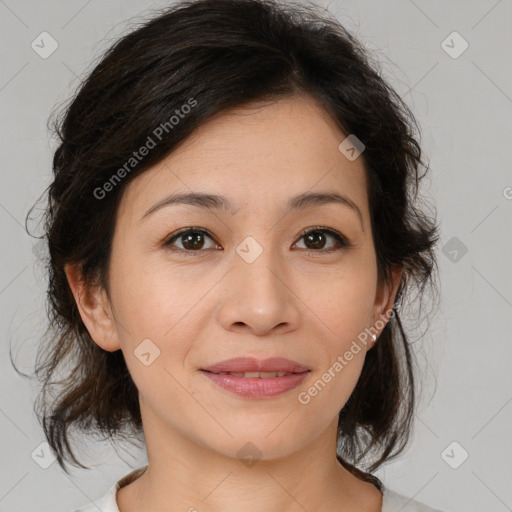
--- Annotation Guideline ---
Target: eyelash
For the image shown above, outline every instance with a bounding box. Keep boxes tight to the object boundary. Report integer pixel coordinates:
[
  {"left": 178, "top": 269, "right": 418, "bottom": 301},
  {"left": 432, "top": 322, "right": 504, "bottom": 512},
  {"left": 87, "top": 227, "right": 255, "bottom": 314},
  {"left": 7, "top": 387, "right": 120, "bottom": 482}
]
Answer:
[{"left": 163, "top": 226, "right": 350, "bottom": 256}]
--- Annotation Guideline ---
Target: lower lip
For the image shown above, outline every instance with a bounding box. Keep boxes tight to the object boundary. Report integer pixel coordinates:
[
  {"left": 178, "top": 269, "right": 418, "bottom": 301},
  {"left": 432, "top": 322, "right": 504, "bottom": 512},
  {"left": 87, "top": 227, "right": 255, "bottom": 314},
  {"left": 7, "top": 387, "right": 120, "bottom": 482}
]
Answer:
[{"left": 200, "top": 370, "right": 309, "bottom": 398}]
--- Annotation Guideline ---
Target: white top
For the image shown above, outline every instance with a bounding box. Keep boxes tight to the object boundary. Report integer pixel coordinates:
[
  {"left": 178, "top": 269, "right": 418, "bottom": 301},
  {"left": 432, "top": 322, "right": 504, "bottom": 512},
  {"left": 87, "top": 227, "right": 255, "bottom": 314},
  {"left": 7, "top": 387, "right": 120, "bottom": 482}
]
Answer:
[{"left": 72, "top": 466, "right": 447, "bottom": 512}]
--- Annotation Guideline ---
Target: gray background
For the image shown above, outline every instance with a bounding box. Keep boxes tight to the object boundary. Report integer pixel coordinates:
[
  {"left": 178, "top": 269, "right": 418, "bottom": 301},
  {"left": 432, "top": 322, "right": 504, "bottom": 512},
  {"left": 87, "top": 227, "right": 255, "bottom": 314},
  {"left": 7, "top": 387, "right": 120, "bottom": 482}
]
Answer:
[{"left": 1, "top": 1, "right": 511, "bottom": 511}]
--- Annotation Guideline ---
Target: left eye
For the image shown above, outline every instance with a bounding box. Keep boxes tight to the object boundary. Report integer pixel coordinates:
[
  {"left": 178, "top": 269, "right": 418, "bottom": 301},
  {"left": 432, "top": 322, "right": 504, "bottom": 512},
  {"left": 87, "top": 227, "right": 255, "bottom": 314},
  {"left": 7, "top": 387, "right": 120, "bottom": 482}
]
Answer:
[
  {"left": 294, "top": 227, "right": 349, "bottom": 252},
  {"left": 163, "top": 227, "right": 349, "bottom": 254}
]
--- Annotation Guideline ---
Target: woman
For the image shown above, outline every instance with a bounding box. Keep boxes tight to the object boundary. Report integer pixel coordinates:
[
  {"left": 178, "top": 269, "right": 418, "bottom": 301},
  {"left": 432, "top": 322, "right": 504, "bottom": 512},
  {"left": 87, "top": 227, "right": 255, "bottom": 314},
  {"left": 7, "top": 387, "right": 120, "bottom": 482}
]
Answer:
[{"left": 26, "top": 0, "right": 444, "bottom": 510}]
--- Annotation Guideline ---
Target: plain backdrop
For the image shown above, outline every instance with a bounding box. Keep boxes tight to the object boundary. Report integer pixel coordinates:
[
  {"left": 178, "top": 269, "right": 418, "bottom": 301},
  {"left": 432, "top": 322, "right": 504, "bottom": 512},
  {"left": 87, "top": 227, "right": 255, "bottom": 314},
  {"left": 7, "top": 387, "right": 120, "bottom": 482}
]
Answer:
[{"left": 1, "top": 1, "right": 511, "bottom": 511}]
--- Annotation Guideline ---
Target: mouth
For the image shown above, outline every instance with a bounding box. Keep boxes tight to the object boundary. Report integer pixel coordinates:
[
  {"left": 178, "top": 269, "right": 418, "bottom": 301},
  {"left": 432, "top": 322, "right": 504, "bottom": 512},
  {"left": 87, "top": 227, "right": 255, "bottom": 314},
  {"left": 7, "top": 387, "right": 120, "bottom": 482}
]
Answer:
[{"left": 199, "top": 357, "right": 310, "bottom": 398}]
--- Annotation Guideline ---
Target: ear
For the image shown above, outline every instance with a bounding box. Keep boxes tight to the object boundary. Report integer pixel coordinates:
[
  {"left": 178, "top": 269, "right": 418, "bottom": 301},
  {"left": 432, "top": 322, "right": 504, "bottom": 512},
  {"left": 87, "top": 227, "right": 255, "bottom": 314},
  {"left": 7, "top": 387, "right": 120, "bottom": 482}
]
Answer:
[
  {"left": 370, "top": 265, "right": 403, "bottom": 347},
  {"left": 64, "top": 263, "right": 121, "bottom": 352}
]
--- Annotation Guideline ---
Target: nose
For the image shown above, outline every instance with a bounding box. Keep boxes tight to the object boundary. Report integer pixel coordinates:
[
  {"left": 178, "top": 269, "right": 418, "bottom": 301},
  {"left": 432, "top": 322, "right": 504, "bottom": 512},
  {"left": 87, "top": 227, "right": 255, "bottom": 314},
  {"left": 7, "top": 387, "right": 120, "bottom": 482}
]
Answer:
[{"left": 215, "top": 241, "right": 302, "bottom": 337}]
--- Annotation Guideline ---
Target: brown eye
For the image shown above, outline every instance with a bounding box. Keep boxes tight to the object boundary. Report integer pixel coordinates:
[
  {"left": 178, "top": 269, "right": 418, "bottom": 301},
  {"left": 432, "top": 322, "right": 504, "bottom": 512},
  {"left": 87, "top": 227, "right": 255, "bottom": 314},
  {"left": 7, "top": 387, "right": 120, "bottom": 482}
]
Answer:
[
  {"left": 163, "top": 226, "right": 350, "bottom": 257},
  {"left": 164, "top": 228, "right": 219, "bottom": 254},
  {"left": 294, "top": 227, "right": 349, "bottom": 252}
]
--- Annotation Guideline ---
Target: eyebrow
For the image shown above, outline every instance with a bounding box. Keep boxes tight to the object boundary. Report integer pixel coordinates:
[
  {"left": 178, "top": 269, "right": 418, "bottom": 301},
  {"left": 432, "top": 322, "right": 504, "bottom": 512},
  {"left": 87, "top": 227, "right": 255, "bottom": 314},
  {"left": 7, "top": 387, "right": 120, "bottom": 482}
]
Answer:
[{"left": 139, "top": 190, "right": 364, "bottom": 230}]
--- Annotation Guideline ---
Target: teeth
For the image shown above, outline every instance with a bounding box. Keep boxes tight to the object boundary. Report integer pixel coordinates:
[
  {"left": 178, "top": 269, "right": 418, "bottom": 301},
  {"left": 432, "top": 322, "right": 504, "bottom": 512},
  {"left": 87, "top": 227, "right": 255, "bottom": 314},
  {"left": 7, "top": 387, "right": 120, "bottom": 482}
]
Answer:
[{"left": 216, "top": 371, "right": 292, "bottom": 378}]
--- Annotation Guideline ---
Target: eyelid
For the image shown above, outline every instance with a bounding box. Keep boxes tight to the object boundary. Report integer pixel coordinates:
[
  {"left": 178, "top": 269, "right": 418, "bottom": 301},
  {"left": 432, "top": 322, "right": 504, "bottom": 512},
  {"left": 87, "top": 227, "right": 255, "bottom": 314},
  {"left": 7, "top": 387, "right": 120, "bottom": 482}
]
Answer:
[
  {"left": 163, "top": 226, "right": 350, "bottom": 254},
  {"left": 163, "top": 227, "right": 219, "bottom": 252},
  {"left": 293, "top": 226, "right": 351, "bottom": 252},
  {"left": 295, "top": 225, "right": 349, "bottom": 244}
]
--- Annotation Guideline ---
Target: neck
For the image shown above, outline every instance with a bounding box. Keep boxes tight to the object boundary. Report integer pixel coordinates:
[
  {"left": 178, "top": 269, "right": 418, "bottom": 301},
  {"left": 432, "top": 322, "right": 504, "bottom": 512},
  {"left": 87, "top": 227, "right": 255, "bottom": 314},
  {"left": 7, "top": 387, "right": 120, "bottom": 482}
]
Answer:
[{"left": 116, "top": 409, "right": 382, "bottom": 512}]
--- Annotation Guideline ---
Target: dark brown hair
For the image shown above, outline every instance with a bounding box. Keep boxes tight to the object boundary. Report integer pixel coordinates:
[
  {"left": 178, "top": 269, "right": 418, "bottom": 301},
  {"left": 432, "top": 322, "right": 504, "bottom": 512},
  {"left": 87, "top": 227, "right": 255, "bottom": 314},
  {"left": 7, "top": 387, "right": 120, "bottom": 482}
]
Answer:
[{"left": 16, "top": 0, "right": 439, "bottom": 488}]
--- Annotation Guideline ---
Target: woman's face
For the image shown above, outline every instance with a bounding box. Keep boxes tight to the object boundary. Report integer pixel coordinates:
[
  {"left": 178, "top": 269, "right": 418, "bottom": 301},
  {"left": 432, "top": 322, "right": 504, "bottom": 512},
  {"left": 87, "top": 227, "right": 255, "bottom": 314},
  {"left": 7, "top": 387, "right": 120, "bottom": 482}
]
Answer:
[{"left": 70, "top": 94, "right": 400, "bottom": 462}]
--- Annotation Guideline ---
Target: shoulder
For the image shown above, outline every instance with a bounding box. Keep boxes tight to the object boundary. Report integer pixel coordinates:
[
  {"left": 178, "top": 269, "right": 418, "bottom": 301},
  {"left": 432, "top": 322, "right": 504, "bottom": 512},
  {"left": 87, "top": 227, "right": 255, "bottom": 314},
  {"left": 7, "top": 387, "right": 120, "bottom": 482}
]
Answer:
[
  {"left": 70, "top": 466, "right": 148, "bottom": 512},
  {"left": 381, "top": 486, "right": 448, "bottom": 512},
  {"left": 70, "top": 481, "right": 119, "bottom": 512}
]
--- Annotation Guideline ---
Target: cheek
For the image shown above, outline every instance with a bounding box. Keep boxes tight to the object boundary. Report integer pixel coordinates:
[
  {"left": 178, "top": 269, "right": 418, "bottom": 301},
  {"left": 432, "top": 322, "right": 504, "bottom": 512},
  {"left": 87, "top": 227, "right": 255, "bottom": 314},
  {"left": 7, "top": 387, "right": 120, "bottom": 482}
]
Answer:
[
  {"left": 109, "top": 249, "right": 197, "bottom": 338},
  {"left": 300, "top": 264, "right": 375, "bottom": 405},
  {"left": 305, "top": 264, "right": 376, "bottom": 342},
  {"left": 299, "top": 332, "right": 368, "bottom": 419}
]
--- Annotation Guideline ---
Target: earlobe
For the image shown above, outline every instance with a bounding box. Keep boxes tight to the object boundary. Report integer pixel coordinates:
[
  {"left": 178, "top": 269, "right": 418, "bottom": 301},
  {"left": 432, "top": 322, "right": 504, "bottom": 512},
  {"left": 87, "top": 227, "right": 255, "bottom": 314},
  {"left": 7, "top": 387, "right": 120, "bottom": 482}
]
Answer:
[{"left": 64, "top": 263, "right": 121, "bottom": 352}]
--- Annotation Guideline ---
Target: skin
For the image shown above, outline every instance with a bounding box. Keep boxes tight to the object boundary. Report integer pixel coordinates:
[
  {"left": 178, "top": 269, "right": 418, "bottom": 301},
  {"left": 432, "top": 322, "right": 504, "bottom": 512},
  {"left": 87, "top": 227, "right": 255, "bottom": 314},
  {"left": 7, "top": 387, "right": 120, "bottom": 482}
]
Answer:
[{"left": 65, "top": 93, "right": 402, "bottom": 512}]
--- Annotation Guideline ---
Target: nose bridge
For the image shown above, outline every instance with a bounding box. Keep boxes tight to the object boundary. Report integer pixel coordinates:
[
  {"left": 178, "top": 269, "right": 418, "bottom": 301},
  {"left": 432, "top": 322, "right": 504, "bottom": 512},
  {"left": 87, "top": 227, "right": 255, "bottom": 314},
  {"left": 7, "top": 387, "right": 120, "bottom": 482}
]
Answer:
[
  {"left": 234, "top": 232, "right": 287, "bottom": 302},
  {"left": 216, "top": 231, "right": 301, "bottom": 335}
]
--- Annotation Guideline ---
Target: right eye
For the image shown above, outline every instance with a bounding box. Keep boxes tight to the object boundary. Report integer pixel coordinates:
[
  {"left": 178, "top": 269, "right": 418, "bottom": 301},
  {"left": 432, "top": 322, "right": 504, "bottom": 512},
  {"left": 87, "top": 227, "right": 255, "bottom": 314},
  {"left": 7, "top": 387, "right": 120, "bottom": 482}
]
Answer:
[{"left": 163, "top": 227, "right": 221, "bottom": 255}]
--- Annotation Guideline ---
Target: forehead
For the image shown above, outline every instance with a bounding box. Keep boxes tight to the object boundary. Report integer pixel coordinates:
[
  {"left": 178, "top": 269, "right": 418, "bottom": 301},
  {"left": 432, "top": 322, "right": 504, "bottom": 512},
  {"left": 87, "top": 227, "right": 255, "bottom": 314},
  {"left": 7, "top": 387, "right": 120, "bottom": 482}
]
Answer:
[{"left": 118, "top": 94, "right": 369, "bottom": 222}]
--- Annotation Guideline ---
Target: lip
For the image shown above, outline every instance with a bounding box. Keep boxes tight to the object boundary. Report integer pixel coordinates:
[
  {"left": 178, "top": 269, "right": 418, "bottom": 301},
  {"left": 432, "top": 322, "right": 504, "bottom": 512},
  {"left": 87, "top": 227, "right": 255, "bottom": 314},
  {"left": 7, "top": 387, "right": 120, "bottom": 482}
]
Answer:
[
  {"left": 200, "top": 357, "right": 310, "bottom": 399},
  {"left": 201, "top": 371, "right": 309, "bottom": 398},
  {"left": 200, "top": 357, "right": 310, "bottom": 374}
]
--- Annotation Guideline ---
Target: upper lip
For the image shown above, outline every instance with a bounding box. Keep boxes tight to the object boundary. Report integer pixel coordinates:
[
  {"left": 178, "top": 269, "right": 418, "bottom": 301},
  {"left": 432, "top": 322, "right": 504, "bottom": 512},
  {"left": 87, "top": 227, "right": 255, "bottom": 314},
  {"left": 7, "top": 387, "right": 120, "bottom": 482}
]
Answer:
[{"left": 201, "top": 357, "right": 310, "bottom": 374}]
